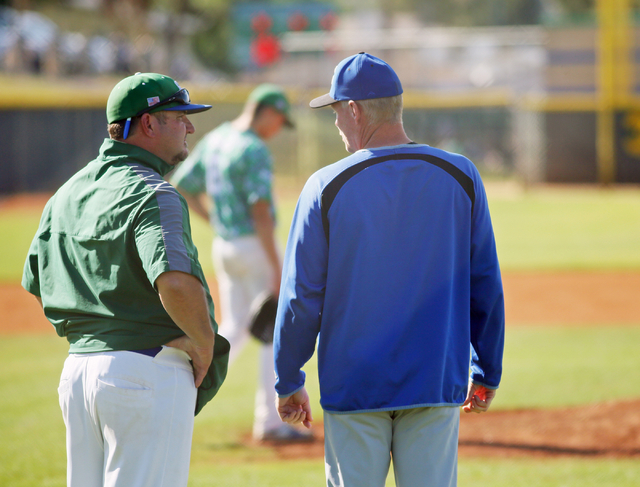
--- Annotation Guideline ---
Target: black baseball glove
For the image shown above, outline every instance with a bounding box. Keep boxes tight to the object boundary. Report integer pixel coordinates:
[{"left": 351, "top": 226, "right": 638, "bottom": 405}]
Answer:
[{"left": 248, "top": 291, "right": 278, "bottom": 344}]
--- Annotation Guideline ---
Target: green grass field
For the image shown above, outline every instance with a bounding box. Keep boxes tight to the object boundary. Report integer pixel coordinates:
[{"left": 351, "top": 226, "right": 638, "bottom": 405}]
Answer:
[
  {"left": 1, "top": 182, "right": 640, "bottom": 486},
  {"left": 3, "top": 182, "right": 640, "bottom": 281},
  {"left": 487, "top": 184, "right": 640, "bottom": 271},
  {"left": 2, "top": 326, "right": 640, "bottom": 486}
]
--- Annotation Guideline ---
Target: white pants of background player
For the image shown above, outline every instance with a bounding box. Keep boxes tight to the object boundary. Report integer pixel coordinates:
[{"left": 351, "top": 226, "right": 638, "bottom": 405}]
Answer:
[
  {"left": 58, "top": 347, "right": 196, "bottom": 487},
  {"left": 213, "top": 234, "right": 282, "bottom": 438}
]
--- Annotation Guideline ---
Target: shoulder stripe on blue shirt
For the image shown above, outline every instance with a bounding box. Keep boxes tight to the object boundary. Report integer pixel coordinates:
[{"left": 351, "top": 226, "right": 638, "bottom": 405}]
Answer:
[
  {"left": 128, "top": 163, "right": 192, "bottom": 274},
  {"left": 320, "top": 153, "right": 476, "bottom": 244}
]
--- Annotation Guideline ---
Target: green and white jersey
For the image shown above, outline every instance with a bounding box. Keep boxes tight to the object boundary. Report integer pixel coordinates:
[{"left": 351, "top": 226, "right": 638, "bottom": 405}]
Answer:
[
  {"left": 22, "top": 139, "right": 219, "bottom": 353},
  {"left": 171, "top": 122, "right": 275, "bottom": 240}
]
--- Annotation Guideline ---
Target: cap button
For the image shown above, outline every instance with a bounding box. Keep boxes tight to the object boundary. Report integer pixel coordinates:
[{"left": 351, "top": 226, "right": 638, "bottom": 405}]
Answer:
[{"left": 358, "top": 51, "right": 365, "bottom": 54}]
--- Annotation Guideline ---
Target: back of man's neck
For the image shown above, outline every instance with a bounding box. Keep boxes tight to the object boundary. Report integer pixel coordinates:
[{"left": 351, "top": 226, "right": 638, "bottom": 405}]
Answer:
[{"left": 361, "top": 125, "right": 412, "bottom": 150}]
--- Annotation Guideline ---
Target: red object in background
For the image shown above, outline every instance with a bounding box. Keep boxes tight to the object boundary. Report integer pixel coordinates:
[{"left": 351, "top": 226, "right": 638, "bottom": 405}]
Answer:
[
  {"left": 288, "top": 11, "right": 309, "bottom": 32},
  {"left": 250, "top": 33, "right": 281, "bottom": 67},
  {"left": 475, "top": 386, "right": 487, "bottom": 401},
  {"left": 251, "top": 11, "right": 273, "bottom": 33},
  {"left": 319, "top": 11, "right": 338, "bottom": 31}
]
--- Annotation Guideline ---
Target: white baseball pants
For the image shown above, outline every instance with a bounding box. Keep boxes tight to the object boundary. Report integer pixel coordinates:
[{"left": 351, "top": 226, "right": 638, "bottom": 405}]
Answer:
[
  {"left": 213, "top": 235, "right": 282, "bottom": 438},
  {"left": 57, "top": 347, "right": 196, "bottom": 487}
]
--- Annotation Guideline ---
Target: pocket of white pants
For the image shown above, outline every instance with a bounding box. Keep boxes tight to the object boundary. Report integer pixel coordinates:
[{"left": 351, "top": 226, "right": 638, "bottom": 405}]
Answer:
[
  {"left": 57, "top": 356, "right": 74, "bottom": 396},
  {"left": 96, "top": 376, "right": 153, "bottom": 397},
  {"left": 57, "top": 377, "right": 71, "bottom": 396},
  {"left": 57, "top": 377, "right": 71, "bottom": 419}
]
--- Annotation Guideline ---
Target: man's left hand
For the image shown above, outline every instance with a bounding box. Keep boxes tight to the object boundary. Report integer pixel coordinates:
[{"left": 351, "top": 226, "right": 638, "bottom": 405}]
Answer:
[
  {"left": 165, "top": 336, "right": 213, "bottom": 388},
  {"left": 462, "top": 382, "right": 496, "bottom": 413}
]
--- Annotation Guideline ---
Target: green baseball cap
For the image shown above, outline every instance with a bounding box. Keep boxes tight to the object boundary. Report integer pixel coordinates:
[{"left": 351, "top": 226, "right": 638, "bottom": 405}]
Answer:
[
  {"left": 106, "top": 72, "right": 211, "bottom": 124},
  {"left": 248, "top": 84, "right": 293, "bottom": 128}
]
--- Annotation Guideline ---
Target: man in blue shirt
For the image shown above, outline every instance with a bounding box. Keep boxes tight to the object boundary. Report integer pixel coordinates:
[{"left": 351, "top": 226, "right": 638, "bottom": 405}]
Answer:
[{"left": 273, "top": 53, "right": 505, "bottom": 486}]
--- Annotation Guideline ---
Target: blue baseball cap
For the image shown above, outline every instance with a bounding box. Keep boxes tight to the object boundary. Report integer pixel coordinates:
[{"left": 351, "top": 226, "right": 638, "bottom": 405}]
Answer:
[{"left": 309, "top": 52, "right": 403, "bottom": 108}]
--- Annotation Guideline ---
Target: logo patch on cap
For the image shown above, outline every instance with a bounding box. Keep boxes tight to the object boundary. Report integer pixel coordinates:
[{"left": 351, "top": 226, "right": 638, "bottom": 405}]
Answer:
[{"left": 147, "top": 96, "right": 160, "bottom": 107}]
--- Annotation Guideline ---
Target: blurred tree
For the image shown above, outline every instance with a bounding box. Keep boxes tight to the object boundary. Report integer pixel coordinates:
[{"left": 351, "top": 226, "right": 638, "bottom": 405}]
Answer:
[
  {"left": 187, "top": 0, "right": 236, "bottom": 75},
  {"left": 101, "top": 0, "right": 152, "bottom": 42},
  {"left": 190, "top": 6, "right": 237, "bottom": 75}
]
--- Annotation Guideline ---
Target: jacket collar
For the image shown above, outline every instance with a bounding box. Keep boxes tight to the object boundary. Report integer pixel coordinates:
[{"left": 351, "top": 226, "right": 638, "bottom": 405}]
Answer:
[{"left": 97, "top": 138, "right": 174, "bottom": 177}]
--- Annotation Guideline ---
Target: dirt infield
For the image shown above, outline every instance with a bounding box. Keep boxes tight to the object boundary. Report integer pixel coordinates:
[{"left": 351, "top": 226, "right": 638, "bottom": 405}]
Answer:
[
  {"left": 262, "top": 398, "right": 640, "bottom": 460},
  {"left": 502, "top": 272, "right": 640, "bottom": 325},
  {"left": 4, "top": 271, "right": 640, "bottom": 334}
]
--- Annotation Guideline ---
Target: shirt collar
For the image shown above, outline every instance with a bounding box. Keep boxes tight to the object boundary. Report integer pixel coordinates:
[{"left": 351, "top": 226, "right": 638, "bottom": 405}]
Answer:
[{"left": 97, "top": 138, "right": 174, "bottom": 177}]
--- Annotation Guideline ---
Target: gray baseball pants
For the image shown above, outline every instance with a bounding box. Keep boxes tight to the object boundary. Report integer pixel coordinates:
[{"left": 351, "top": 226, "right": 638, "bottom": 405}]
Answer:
[{"left": 324, "top": 406, "right": 459, "bottom": 487}]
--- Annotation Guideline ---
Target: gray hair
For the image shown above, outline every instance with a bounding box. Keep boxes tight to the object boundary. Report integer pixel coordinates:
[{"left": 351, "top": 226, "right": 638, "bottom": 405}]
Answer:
[{"left": 341, "top": 95, "right": 403, "bottom": 125}]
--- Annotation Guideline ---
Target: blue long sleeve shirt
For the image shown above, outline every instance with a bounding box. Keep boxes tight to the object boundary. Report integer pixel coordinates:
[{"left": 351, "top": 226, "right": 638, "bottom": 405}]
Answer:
[{"left": 274, "top": 144, "right": 504, "bottom": 413}]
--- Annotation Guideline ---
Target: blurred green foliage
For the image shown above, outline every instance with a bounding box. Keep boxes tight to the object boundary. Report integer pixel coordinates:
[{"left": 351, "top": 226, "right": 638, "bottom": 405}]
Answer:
[{"left": 190, "top": 8, "right": 238, "bottom": 75}]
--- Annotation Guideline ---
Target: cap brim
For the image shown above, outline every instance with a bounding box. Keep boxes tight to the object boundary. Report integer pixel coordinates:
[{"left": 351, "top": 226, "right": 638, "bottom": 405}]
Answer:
[
  {"left": 309, "top": 93, "right": 337, "bottom": 109},
  {"left": 163, "top": 103, "right": 212, "bottom": 114}
]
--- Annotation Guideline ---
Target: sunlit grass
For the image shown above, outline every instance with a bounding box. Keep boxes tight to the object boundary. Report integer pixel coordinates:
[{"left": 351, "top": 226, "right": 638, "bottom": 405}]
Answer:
[
  {"left": 5, "top": 182, "right": 639, "bottom": 283},
  {"left": 3, "top": 324, "right": 640, "bottom": 486}
]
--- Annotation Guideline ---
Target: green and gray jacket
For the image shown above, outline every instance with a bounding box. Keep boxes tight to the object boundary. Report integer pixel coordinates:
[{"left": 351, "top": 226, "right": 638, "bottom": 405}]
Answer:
[{"left": 23, "top": 139, "right": 228, "bottom": 362}]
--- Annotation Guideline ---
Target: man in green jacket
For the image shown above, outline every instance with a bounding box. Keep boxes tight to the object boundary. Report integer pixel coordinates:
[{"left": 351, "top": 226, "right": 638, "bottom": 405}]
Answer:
[{"left": 22, "top": 72, "right": 229, "bottom": 487}]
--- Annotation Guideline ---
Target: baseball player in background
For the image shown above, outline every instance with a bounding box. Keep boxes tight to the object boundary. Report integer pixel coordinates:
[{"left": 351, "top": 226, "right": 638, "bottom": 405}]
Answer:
[
  {"left": 273, "top": 52, "right": 505, "bottom": 486},
  {"left": 22, "top": 73, "right": 230, "bottom": 487},
  {"left": 172, "top": 84, "right": 310, "bottom": 442}
]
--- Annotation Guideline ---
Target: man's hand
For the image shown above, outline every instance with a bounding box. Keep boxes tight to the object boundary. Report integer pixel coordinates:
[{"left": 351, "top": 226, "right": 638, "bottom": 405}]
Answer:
[
  {"left": 277, "top": 387, "right": 313, "bottom": 429},
  {"left": 462, "top": 382, "right": 496, "bottom": 413},
  {"left": 165, "top": 335, "right": 213, "bottom": 388}
]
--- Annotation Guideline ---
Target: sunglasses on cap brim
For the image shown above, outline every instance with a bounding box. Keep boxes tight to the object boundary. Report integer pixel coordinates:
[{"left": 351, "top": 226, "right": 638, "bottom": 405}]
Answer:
[{"left": 123, "top": 88, "right": 191, "bottom": 139}]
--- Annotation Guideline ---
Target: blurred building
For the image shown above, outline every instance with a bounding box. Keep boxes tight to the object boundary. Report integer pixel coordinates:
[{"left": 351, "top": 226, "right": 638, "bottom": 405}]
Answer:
[{"left": 1, "top": 5, "right": 640, "bottom": 193}]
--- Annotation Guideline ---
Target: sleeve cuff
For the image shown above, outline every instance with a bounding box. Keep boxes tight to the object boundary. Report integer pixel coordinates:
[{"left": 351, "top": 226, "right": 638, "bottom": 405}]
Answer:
[{"left": 277, "top": 384, "right": 305, "bottom": 399}]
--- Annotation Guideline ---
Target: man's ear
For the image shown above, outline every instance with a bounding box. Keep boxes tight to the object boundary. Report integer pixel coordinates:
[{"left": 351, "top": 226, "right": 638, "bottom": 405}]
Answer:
[
  {"left": 348, "top": 100, "right": 361, "bottom": 122},
  {"left": 137, "top": 113, "right": 156, "bottom": 138}
]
